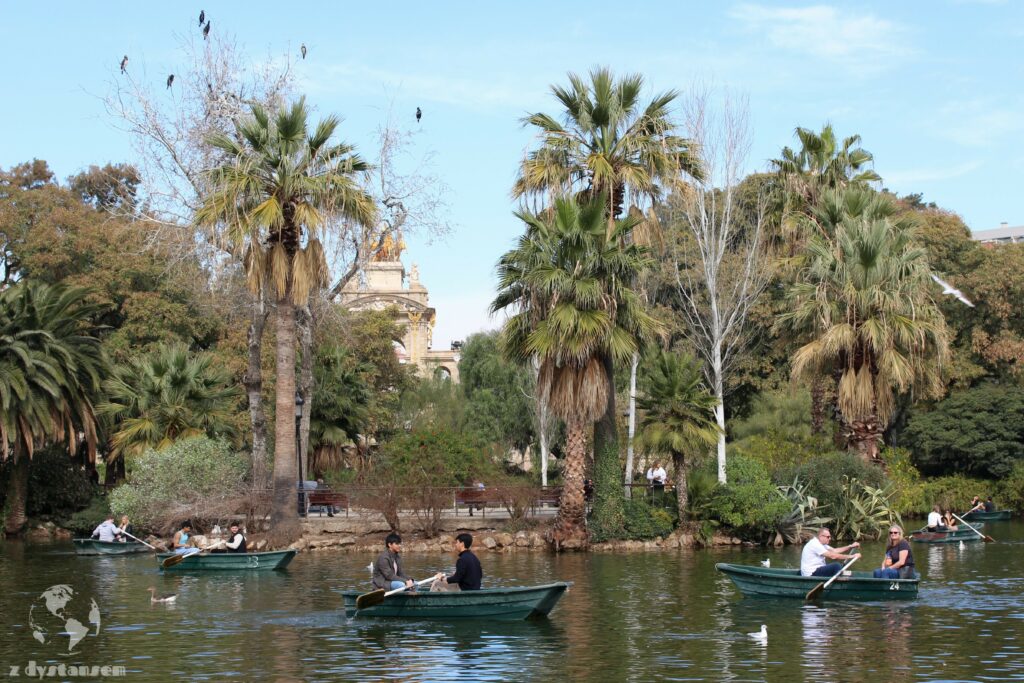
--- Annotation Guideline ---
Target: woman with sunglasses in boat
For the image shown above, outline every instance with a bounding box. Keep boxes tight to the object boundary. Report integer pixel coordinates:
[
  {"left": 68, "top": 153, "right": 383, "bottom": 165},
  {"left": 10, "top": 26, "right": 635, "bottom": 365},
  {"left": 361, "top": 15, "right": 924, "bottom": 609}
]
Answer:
[{"left": 873, "top": 526, "right": 915, "bottom": 579}]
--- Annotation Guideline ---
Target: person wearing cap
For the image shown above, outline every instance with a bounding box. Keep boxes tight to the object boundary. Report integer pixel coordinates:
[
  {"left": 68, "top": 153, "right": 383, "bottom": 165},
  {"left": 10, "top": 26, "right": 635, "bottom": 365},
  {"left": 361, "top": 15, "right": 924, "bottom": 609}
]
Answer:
[{"left": 372, "top": 533, "right": 414, "bottom": 590}]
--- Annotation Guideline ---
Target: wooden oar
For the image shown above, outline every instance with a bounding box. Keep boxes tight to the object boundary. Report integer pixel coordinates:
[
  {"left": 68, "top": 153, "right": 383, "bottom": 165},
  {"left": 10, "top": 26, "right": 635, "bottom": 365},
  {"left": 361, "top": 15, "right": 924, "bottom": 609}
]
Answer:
[
  {"left": 806, "top": 555, "right": 859, "bottom": 601},
  {"left": 355, "top": 577, "right": 435, "bottom": 610},
  {"left": 119, "top": 530, "right": 158, "bottom": 551},
  {"left": 952, "top": 512, "right": 995, "bottom": 542},
  {"left": 161, "top": 549, "right": 202, "bottom": 569}
]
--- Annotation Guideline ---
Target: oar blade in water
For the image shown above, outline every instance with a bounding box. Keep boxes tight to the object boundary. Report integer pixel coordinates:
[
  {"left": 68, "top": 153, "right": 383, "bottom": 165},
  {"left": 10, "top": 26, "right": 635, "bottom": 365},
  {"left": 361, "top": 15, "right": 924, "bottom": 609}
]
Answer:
[
  {"left": 355, "top": 589, "right": 385, "bottom": 610},
  {"left": 162, "top": 554, "right": 187, "bottom": 569}
]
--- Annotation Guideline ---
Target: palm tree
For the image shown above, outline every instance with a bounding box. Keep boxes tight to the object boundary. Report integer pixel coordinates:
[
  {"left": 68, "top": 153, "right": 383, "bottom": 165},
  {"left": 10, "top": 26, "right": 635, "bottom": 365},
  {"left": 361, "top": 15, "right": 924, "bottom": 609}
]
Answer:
[
  {"left": 97, "top": 343, "right": 240, "bottom": 462},
  {"left": 0, "top": 282, "right": 107, "bottom": 535},
  {"left": 780, "top": 188, "right": 949, "bottom": 461},
  {"left": 492, "top": 195, "right": 662, "bottom": 547},
  {"left": 514, "top": 67, "right": 702, "bottom": 219},
  {"left": 514, "top": 67, "right": 699, "bottom": 504},
  {"left": 308, "top": 345, "right": 370, "bottom": 475},
  {"left": 197, "top": 98, "right": 376, "bottom": 536},
  {"left": 770, "top": 124, "right": 882, "bottom": 433},
  {"left": 636, "top": 350, "right": 721, "bottom": 522}
]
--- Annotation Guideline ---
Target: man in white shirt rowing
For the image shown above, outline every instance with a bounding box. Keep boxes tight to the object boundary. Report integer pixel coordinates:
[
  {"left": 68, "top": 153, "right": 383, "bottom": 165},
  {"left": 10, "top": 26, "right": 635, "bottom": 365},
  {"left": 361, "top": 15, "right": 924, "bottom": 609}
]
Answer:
[{"left": 800, "top": 527, "right": 860, "bottom": 577}]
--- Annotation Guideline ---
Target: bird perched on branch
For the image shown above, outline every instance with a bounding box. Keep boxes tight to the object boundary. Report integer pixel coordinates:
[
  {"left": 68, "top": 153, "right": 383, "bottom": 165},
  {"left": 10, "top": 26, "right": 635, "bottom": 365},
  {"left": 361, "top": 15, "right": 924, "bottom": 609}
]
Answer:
[
  {"left": 416, "top": 107, "right": 422, "bottom": 123},
  {"left": 301, "top": 43, "right": 307, "bottom": 59},
  {"left": 120, "top": 55, "right": 128, "bottom": 74},
  {"left": 203, "top": 20, "right": 211, "bottom": 40},
  {"left": 199, "top": 10, "right": 205, "bottom": 26},
  {"left": 931, "top": 274, "right": 975, "bottom": 307},
  {"left": 166, "top": 74, "right": 174, "bottom": 89}
]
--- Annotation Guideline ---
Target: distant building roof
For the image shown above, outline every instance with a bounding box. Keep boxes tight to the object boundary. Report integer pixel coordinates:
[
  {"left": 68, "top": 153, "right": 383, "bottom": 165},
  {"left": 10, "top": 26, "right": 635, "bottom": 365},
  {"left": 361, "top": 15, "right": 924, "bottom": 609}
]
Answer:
[{"left": 973, "top": 224, "right": 1024, "bottom": 245}]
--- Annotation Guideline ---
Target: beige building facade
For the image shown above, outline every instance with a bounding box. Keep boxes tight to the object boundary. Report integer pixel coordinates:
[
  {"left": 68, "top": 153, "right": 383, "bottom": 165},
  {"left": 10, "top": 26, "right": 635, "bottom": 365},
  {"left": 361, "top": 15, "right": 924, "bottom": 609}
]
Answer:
[{"left": 338, "top": 258, "right": 460, "bottom": 382}]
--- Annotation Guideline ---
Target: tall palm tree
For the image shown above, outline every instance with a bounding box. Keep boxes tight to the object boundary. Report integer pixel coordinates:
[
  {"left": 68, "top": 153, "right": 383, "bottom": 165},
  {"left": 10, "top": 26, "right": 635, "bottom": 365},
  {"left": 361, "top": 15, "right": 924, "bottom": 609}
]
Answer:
[
  {"left": 98, "top": 343, "right": 241, "bottom": 462},
  {"left": 636, "top": 350, "right": 721, "bottom": 522},
  {"left": 492, "top": 195, "right": 662, "bottom": 547},
  {"left": 0, "top": 282, "right": 107, "bottom": 535},
  {"left": 770, "top": 124, "right": 882, "bottom": 433},
  {"left": 780, "top": 188, "right": 949, "bottom": 462},
  {"left": 514, "top": 67, "right": 699, "bottom": 502},
  {"left": 197, "top": 98, "right": 376, "bottom": 535}
]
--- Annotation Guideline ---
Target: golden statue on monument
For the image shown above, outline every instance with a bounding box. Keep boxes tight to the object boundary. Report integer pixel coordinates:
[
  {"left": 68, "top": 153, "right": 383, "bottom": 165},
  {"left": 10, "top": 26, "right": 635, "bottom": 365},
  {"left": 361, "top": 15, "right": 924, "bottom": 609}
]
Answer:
[{"left": 367, "top": 229, "right": 405, "bottom": 262}]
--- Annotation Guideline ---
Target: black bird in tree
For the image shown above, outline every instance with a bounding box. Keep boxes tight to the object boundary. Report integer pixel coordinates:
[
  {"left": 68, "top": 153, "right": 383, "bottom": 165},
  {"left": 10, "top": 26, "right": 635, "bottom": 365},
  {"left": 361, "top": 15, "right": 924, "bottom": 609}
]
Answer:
[
  {"left": 166, "top": 74, "right": 174, "bottom": 89},
  {"left": 120, "top": 55, "right": 128, "bottom": 74},
  {"left": 416, "top": 107, "right": 422, "bottom": 123},
  {"left": 203, "top": 20, "right": 210, "bottom": 39},
  {"left": 199, "top": 10, "right": 205, "bottom": 26},
  {"left": 300, "top": 43, "right": 307, "bottom": 59}
]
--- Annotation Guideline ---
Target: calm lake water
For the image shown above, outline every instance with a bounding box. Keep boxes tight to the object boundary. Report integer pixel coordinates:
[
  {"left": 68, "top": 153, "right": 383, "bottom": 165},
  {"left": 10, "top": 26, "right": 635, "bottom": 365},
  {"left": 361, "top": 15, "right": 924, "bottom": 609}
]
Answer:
[{"left": 2, "top": 521, "right": 1023, "bottom": 682}]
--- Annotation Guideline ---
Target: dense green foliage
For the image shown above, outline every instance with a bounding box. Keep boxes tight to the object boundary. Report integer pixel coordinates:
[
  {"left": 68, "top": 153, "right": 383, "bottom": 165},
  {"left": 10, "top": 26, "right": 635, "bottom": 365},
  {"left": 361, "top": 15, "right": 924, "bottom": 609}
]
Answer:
[
  {"left": 458, "top": 332, "right": 536, "bottom": 452},
  {"left": 904, "top": 383, "right": 1024, "bottom": 478},
  {"left": 109, "top": 436, "right": 248, "bottom": 532},
  {"left": 700, "top": 455, "right": 790, "bottom": 540}
]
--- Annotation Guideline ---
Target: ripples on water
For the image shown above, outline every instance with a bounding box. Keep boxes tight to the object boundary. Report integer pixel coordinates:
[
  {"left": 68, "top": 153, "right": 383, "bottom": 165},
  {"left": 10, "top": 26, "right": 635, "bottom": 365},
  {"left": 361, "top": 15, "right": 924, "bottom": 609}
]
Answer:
[{"left": 2, "top": 523, "right": 1024, "bottom": 681}]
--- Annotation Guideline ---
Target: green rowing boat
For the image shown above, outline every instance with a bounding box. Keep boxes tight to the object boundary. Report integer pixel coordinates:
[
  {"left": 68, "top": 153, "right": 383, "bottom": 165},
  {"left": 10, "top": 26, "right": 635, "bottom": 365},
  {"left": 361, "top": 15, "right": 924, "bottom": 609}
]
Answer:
[
  {"left": 342, "top": 582, "right": 571, "bottom": 619},
  {"left": 716, "top": 563, "right": 919, "bottom": 601},
  {"left": 963, "top": 509, "right": 1013, "bottom": 522},
  {"left": 156, "top": 549, "right": 297, "bottom": 571},
  {"left": 909, "top": 526, "right": 985, "bottom": 543},
  {"left": 73, "top": 539, "right": 150, "bottom": 555}
]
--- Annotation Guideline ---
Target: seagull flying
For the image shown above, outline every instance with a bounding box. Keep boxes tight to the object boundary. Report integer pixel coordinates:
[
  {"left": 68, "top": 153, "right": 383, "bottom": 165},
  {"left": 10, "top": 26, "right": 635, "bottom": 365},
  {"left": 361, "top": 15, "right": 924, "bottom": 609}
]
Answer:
[
  {"left": 416, "top": 107, "right": 422, "bottom": 123},
  {"left": 748, "top": 625, "right": 768, "bottom": 644},
  {"left": 199, "top": 10, "right": 205, "bottom": 26},
  {"left": 931, "top": 274, "right": 975, "bottom": 307},
  {"left": 120, "top": 55, "right": 128, "bottom": 74},
  {"left": 166, "top": 74, "right": 174, "bottom": 89},
  {"left": 760, "top": 558, "right": 770, "bottom": 568},
  {"left": 203, "top": 20, "right": 211, "bottom": 40},
  {"left": 301, "top": 43, "right": 307, "bottom": 59}
]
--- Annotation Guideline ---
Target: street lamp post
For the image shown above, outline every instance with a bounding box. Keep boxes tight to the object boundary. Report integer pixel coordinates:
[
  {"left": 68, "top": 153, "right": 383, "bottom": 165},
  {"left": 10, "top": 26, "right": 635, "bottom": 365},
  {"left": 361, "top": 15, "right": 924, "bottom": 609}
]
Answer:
[{"left": 295, "top": 392, "right": 305, "bottom": 517}]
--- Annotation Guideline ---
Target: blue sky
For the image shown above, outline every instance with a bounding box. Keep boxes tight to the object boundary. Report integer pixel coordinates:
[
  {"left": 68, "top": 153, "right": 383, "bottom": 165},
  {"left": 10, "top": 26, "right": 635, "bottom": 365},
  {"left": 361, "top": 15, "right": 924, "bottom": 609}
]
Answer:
[{"left": 2, "top": 2, "right": 1022, "bottom": 346}]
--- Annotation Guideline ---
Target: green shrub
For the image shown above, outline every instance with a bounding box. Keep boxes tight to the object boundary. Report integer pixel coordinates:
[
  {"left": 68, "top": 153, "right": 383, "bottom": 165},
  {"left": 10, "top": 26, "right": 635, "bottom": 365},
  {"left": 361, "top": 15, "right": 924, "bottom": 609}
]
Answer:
[
  {"left": 703, "top": 455, "right": 790, "bottom": 540},
  {"left": 904, "top": 383, "right": 1024, "bottom": 478},
  {"left": 25, "top": 445, "right": 95, "bottom": 518},
  {"left": 995, "top": 461, "right": 1024, "bottom": 512},
  {"left": 62, "top": 494, "right": 113, "bottom": 534},
  {"left": 781, "top": 452, "right": 888, "bottom": 513},
  {"left": 916, "top": 475, "right": 991, "bottom": 516},
  {"left": 621, "top": 499, "right": 677, "bottom": 540},
  {"left": 109, "top": 436, "right": 248, "bottom": 532},
  {"left": 830, "top": 477, "right": 901, "bottom": 541},
  {"left": 588, "top": 443, "right": 627, "bottom": 542},
  {"left": 881, "top": 447, "right": 927, "bottom": 516}
]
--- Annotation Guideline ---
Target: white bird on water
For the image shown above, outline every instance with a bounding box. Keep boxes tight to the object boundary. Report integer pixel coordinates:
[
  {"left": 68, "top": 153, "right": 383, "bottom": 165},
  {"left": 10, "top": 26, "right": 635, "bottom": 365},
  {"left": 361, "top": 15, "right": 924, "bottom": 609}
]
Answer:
[
  {"left": 959, "top": 540, "right": 966, "bottom": 550},
  {"left": 749, "top": 625, "right": 768, "bottom": 644},
  {"left": 931, "top": 274, "right": 975, "bottom": 307},
  {"left": 148, "top": 587, "right": 177, "bottom": 604},
  {"left": 760, "top": 559, "right": 770, "bottom": 568}
]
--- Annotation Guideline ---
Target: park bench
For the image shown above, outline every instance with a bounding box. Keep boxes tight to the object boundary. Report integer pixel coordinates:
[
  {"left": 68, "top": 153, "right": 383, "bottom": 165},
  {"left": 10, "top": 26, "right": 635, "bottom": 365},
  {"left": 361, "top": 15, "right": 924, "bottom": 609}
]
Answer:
[
  {"left": 454, "top": 487, "right": 505, "bottom": 517},
  {"left": 305, "top": 487, "right": 349, "bottom": 517}
]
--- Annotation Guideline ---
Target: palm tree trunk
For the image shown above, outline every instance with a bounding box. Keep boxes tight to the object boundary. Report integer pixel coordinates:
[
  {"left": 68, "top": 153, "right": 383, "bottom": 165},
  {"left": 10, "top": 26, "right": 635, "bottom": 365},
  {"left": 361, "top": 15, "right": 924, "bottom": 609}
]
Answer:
[
  {"left": 3, "top": 456, "right": 29, "bottom": 536},
  {"left": 672, "top": 451, "right": 688, "bottom": 522},
  {"left": 844, "top": 415, "right": 884, "bottom": 465},
  {"left": 810, "top": 377, "right": 825, "bottom": 436},
  {"left": 624, "top": 352, "right": 639, "bottom": 499},
  {"left": 245, "top": 292, "right": 270, "bottom": 489},
  {"left": 551, "top": 421, "right": 588, "bottom": 550},
  {"left": 297, "top": 304, "right": 314, "bottom": 487},
  {"left": 270, "top": 290, "right": 300, "bottom": 544},
  {"left": 593, "top": 352, "right": 625, "bottom": 533}
]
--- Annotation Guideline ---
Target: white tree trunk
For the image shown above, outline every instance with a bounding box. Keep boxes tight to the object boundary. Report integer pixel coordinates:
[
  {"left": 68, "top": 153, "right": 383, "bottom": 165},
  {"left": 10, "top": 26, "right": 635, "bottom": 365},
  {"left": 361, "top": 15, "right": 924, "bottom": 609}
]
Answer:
[
  {"left": 624, "top": 351, "right": 639, "bottom": 498},
  {"left": 538, "top": 401, "right": 550, "bottom": 487}
]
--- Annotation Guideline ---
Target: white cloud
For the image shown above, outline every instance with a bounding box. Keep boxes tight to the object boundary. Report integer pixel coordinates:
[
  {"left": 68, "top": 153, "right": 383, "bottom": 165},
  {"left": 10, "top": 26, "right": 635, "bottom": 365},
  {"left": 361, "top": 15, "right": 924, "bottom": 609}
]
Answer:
[
  {"left": 883, "top": 160, "right": 982, "bottom": 186},
  {"left": 932, "top": 98, "right": 1024, "bottom": 147},
  {"left": 729, "top": 4, "right": 912, "bottom": 70}
]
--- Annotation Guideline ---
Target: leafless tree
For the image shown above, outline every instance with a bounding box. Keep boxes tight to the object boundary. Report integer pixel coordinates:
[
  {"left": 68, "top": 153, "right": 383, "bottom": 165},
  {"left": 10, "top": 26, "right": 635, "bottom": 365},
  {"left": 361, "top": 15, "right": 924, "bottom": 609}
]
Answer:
[
  {"left": 669, "top": 89, "right": 770, "bottom": 484},
  {"left": 104, "top": 29, "right": 295, "bottom": 484}
]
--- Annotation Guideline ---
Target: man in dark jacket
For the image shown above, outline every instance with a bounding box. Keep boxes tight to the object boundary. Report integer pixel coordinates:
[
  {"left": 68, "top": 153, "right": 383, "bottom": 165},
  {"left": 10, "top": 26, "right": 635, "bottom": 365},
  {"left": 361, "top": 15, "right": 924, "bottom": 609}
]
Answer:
[
  {"left": 433, "top": 533, "right": 482, "bottom": 591},
  {"left": 372, "top": 533, "right": 414, "bottom": 590}
]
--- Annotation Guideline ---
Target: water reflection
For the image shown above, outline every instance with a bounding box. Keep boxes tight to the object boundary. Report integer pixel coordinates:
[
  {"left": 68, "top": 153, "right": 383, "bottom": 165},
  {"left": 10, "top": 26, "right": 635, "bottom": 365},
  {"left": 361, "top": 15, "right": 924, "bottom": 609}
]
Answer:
[{"left": 3, "top": 525, "right": 1024, "bottom": 681}]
